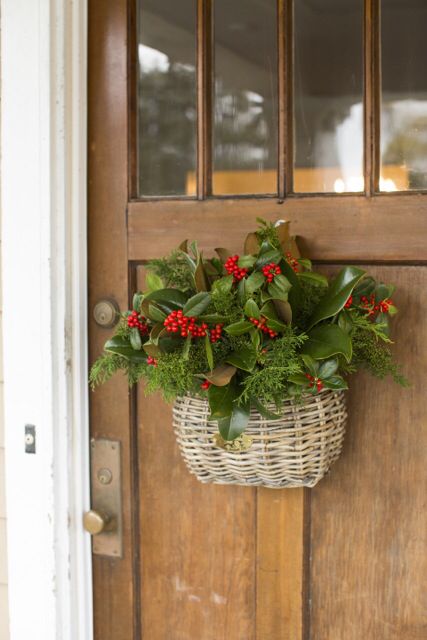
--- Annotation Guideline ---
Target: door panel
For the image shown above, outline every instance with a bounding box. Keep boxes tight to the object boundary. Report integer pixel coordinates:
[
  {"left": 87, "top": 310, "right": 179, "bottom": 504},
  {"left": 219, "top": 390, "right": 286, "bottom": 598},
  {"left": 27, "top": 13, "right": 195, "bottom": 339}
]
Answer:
[{"left": 88, "top": 2, "right": 426, "bottom": 639}]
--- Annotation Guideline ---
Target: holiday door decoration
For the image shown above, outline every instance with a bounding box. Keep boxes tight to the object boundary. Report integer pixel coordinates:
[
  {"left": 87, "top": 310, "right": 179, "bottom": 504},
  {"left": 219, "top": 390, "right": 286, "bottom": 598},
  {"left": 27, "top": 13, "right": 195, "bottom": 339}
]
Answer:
[{"left": 91, "top": 219, "right": 406, "bottom": 488}]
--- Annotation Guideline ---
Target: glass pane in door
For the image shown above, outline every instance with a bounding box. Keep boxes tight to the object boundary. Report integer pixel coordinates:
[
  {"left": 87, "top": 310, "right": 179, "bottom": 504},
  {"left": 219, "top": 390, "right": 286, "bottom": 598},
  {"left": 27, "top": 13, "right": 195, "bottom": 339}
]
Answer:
[
  {"left": 137, "top": 0, "right": 197, "bottom": 196},
  {"left": 213, "top": 0, "right": 278, "bottom": 195},
  {"left": 294, "top": 0, "right": 364, "bottom": 193},
  {"left": 380, "top": 0, "right": 427, "bottom": 191}
]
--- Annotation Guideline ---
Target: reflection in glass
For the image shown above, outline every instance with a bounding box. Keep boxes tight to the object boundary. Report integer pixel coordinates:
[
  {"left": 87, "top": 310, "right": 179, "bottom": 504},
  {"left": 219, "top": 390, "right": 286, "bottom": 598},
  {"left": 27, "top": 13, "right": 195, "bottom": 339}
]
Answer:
[
  {"left": 294, "top": 1, "right": 364, "bottom": 193},
  {"left": 137, "top": 0, "right": 196, "bottom": 196},
  {"left": 381, "top": 0, "right": 427, "bottom": 191},
  {"left": 213, "top": 0, "right": 278, "bottom": 195}
]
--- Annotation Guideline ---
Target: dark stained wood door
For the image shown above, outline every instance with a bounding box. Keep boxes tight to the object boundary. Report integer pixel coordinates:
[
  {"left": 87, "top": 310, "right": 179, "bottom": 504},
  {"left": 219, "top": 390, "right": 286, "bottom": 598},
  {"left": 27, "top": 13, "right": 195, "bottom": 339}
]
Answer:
[{"left": 88, "top": 2, "right": 427, "bottom": 639}]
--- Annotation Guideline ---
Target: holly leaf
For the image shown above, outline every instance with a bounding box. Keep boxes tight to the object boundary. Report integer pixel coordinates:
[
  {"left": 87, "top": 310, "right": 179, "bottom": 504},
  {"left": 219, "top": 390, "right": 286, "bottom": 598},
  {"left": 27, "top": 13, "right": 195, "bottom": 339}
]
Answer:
[
  {"left": 238, "top": 254, "right": 257, "bottom": 268},
  {"left": 308, "top": 266, "right": 366, "bottom": 329},
  {"left": 226, "top": 345, "right": 257, "bottom": 372},
  {"left": 256, "top": 247, "right": 282, "bottom": 267},
  {"left": 303, "top": 324, "right": 352, "bottom": 362},
  {"left": 322, "top": 375, "right": 348, "bottom": 390},
  {"left": 318, "top": 358, "right": 339, "bottom": 379},
  {"left": 183, "top": 292, "right": 211, "bottom": 316},
  {"left": 297, "top": 271, "right": 328, "bottom": 287},
  {"left": 105, "top": 336, "right": 148, "bottom": 363},
  {"left": 251, "top": 397, "right": 282, "bottom": 420},
  {"left": 225, "top": 320, "right": 254, "bottom": 336},
  {"left": 145, "top": 272, "right": 164, "bottom": 292},
  {"left": 288, "top": 373, "right": 310, "bottom": 386},
  {"left": 245, "top": 271, "right": 265, "bottom": 294},
  {"left": 301, "top": 354, "right": 318, "bottom": 377},
  {"left": 244, "top": 299, "right": 260, "bottom": 319},
  {"left": 144, "top": 288, "right": 188, "bottom": 311},
  {"left": 212, "top": 274, "right": 234, "bottom": 295},
  {"left": 132, "top": 292, "right": 143, "bottom": 312},
  {"left": 268, "top": 274, "right": 291, "bottom": 301},
  {"left": 182, "top": 335, "right": 192, "bottom": 360}
]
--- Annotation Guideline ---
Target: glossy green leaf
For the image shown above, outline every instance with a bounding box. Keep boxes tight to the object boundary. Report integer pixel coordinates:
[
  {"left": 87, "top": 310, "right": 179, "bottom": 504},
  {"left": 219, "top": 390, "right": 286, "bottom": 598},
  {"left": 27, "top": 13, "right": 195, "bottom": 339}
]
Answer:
[
  {"left": 179, "top": 250, "right": 196, "bottom": 273},
  {"left": 144, "top": 288, "right": 188, "bottom": 311},
  {"left": 182, "top": 335, "right": 192, "bottom": 360},
  {"left": 251, "top": 397, "right": 282, "bottom": 420},
  {"left": 238, "top": 254, "right": 257, "bottom": 268},
  {"left": 318, "top": 358, "right": 339, "bottom": 379},
  {"left": 195, "top": 255, "right": 209, "bottom": 292},
  {"left": 301, "top": 354, "right": 318, "bottom": 377},
  {"left": 338, "top": 309, "right": 354, "bottom": 334},
  {"left": 244, "top": 299, "right": 260, "bottom": 319},
  {"left": 183, "top": 292, "right": 211, "bottom": 316},
  {"left": 205, "top": 335, "right": 214, "bottom": 371},
  {"left": 224, "top": 320, "right": 254, "bottom": 336},
  {"left": 375, "top": 283, "right": 394, "bottom": 303},
  {"left": 132, "top": 292, "right": 143, "bottom": 312},
  {"left": 226, "top": 345, "right": 257, "bottom": 372},
  {"left": 237, "top": 278, "right": 247, "bottom": 305},
  {"left": 208, "top": 381, "right": 238, "bottom": 419},
  {"left": 212, "top": 274, "right": 234, "bottom": 295},
  {"left": 129, "top": 327, "right": 142, "bottom": 351},
  {"left": 322, "top": 375, "right": 348, "bottom": 390},
  {"left": 260, "top": 301, "right": 278, "bottom": 321},
  {"left": 273, "top": 299, "right": 292, "bottom": 324},
  {"left": 256, "top": 247, "right": 282, "bottom": 267},
  {"left": 218, "top": 400, "right": 250, "bottom": 441},
  {"left": 250, "top": 328, "right": 261, "bottom": 350},
  {"left": 266, "top": 318, "right": 286, "bottom": 332},
  {"left": 297, "top": 271, "right": 328, "bottom": 287},
  {"left": 308, "top": 266, "right": 366, "bottom": 329},
  {"left": 148, "top": 304, "right": 167, "bottom": 323},
  {"left": 268, "top": 274, "right": 291, "bottom": 301},
  {"left": 215, "top": 247, "right": 232, "bottom": 263},
  {"left": 288, "top": 373, "right": 310, "bottom": 386},
  {"left": 145, "top": 272, "right": 164, "bottom": 292},
  {"left": 303, "top": 324, "right": 353, "bottom": 362},
  {"left": 105, "top": 336, "right": 148, "bottom": 362},
  {"left": 245, "top": 271, "right": 265, "bottom": 294},
  {"left": 142, "top": 341, "right": 161, "bottom": 357},
  {"left": 297, "top": 258, "right": 312, "bottom": 271}
]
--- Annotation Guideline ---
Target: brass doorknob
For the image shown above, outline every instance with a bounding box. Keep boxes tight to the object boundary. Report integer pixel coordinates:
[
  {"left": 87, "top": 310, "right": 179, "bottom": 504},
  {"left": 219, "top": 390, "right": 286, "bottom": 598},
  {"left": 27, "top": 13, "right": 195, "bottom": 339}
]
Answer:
[{"left": 83, "top": 509, "right": 112, "bottom": 535}]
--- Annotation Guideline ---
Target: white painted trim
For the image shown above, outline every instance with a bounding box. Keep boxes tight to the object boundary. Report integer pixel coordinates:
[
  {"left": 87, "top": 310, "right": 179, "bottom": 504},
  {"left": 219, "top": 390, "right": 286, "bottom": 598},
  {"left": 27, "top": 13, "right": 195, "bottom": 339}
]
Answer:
[{"left": 1, "top": 2, "right": 92, "bottom": 639}]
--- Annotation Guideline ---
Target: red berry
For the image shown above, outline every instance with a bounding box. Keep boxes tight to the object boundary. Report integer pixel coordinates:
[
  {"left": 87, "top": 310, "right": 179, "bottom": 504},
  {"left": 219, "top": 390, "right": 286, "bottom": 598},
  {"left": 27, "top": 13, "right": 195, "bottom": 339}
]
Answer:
[{"left": 201, "top": 380, "right": 211, "bottom": 390}]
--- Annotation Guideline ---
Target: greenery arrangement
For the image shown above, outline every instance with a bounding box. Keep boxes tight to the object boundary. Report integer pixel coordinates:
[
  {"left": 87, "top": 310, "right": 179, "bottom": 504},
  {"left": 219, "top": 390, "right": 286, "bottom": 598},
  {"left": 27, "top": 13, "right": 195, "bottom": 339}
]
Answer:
[{"left": 90, "top": 220, "right": 407, "bottom": 442}]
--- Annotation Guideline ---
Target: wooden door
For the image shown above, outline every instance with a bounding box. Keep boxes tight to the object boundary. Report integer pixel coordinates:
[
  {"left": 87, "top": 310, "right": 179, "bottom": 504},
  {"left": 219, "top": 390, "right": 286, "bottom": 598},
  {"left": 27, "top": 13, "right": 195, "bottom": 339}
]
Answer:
[{"left": 88, "top": 1, "right": 427, "bottom": 639}]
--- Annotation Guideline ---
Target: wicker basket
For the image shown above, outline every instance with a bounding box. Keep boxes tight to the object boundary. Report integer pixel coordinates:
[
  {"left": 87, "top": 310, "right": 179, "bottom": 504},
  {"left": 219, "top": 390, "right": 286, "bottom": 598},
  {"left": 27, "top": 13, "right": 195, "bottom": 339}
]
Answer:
[{"left": 173, "top": 390, "right": 347, "bottom": 488}]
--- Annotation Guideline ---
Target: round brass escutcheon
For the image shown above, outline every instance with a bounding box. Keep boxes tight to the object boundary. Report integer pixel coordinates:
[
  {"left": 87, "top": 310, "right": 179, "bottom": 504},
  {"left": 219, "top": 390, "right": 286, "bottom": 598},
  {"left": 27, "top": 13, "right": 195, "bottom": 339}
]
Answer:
[
  {"left": 93, "top": 299, "right": 120, "bottom": 328},
  {"left": 83, "top": 509, "right": 110, "bottom": 535},
  {"left": 97, "top": 467, "right": 113, "bottom": 485}
]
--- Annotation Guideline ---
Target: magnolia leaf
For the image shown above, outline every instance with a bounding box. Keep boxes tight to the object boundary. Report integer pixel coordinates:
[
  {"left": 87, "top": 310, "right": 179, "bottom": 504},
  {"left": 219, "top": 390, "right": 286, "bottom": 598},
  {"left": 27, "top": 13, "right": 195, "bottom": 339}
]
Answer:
[
  {"left": 297, "top": 271, "right": 328, "bottom": 287},
  {"left": 208, "top": 380, "right": 238, "bottom": 418},
  {"left": 308, "top": 266, "right": 366, "bottom": 329},
  {"left": 179, "top": 239, "right": 189, "bottom": 253},
  {"left": 318, "top": 358, "right": 339, "bottom": 379},
  {"left": 290, "top": 235, "right": 301, "bottom": 258},
  {"left": 105, "top": 336, "right": 148, "bottom": 362},
  {"left": 226, "top": 345, "right": 257, "bottom": 372},
  {"left": 132, "top": 292, "right": 143, "bottom": 312},
  {"left": 338, "top": 309, "right": 354, "bottom": 334},
  {"left": 273, "top": 299, "right": 292, "bottom": 324},
  {"left": 142, "top": 341, "right": 161, "bottom": 357},
  {"left": 144, "top": 288, "right": 188, "bottom": 310},
  {"left": 194, "top": 255, "right": 209, "bottom": 292},
  {"left": 275, "top": 221, "right": 291, "bottom": 252},
  {"left": 215, "top": 247, "right": 232, "bottom": 263},
  {"left": 244, "top": 232, "right": 260, "bottom": 255},
  {"left": 205, "top": 335, "right": 214, "bottom": 371},
  {"left": 204, "top": 364, "right": 237, "bottom": 386},
  {"left": 218, "top": 400, "right": 250, "bottom": 441},
  {"left": 150, "top": 323, "right": 164, "bottom": 345},
  {"left": 303, "top": 324, "right": 352, "bottom": 362},
  {"left": 260, "top": 301, "right": 279, "bottom": 321},
  {"left": 130, "top": 327, "right": 142, "bottom": 351},
  {"left": 225, "top": 320, "right": 254, "bottom": 336},
  {"left": 245, "top": 271, "right": 265, "bottom": 294},
  {"left": 145, "top": 272, "right": 164, "bottom": 292},
  {"left": 179, "top": 250, "right": 196, "bottom": 273},
  {"left": 183, "top": 292, "right": 211, "bottom": 316},
  {"left": 148, "top": 304, "right": 167, "bottom": 323},
  {"left": 244, "top": 298, "right": 260, "bottom": 319}
]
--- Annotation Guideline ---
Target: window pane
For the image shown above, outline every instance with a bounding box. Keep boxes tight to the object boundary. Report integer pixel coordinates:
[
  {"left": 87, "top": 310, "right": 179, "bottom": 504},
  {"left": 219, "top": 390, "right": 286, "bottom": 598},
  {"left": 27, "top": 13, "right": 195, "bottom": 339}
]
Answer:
[
  {"left": 213, "top": 0, "right": 278, "bottom": 195},
  {"left": 294, "top": 1, "right": 364, "bottom": 193},
  {"left": 380, "top": 0, "right": 427, "bottom": 191},
  {"left": 137, "top": 0, "right": 196, "bottom": 196}
]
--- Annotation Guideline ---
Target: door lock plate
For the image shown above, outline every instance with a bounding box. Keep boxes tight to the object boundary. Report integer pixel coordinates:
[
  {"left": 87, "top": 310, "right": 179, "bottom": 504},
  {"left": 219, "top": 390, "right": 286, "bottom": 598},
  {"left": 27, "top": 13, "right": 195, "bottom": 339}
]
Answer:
[{"left": 90, "top": 438, "right": 122, "bottom": 558}]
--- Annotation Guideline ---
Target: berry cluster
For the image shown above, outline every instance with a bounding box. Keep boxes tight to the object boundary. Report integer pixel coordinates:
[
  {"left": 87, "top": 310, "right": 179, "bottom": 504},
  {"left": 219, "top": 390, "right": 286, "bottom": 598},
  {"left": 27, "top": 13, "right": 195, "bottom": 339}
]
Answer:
[
  {"left": 146, "top": 356, "right": 157, "bottom": 367},
  {"left": 248, "top": 316, "right": 278, "bottom": 338},
  {"left": 127, "top": 310, "right": 149, "bottom": 335},
  {"left": 305, "top": 373, "right": 323, "bottom": 392},
  {"left": 224, "top": 255, "right": 248, "bottom": 282},
  {"left": 285, "top": 252, "right": 299, "bottom": 273},
  {"left": 164, "top": 310, "right": 223, "bottom": 343},
  {"left": 360, "top": 294, "right": 393, "bottom": 317},
  {"left": 200, "top": 380, "right": 211, "bottom": 390},
  {"left": 262, "top": 262, "right": 281, "bottom": 283},
  {"left": 344, "top": 295, "right": 353, "bottom": 309}
]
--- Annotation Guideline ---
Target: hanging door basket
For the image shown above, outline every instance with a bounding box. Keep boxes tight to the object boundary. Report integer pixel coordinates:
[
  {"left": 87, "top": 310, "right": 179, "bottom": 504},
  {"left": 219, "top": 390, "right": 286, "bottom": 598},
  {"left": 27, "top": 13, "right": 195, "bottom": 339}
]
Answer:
[{"left": 173, "top": 390, "right": 347, "bottom": 488}]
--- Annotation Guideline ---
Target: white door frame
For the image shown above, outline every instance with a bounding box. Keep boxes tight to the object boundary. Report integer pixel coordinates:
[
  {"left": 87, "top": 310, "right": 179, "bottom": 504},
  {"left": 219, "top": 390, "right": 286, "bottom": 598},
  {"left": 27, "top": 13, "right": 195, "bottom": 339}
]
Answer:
[{"left": 1, "top": 2, "right": 93, "bottom": 639}]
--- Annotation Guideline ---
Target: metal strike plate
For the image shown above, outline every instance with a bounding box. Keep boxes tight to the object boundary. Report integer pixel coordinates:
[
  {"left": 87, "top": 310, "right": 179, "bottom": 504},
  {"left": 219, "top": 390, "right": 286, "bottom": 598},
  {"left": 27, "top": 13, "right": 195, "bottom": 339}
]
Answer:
[{"left": 90, "top": 438, "right": 122, "bottom": 558}]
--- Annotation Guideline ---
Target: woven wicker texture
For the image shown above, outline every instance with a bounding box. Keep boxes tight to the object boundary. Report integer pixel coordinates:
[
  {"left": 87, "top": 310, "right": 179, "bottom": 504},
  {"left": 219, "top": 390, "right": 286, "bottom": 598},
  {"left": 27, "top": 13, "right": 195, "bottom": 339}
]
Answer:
[{"left": 173, "top": 390, "right": 347, "bottom": 488}]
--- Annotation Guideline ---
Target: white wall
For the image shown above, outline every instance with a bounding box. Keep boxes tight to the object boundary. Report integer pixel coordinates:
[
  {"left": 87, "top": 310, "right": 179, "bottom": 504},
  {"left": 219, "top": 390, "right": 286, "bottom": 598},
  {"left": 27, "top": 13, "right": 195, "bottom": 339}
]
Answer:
[{"left": 0, "top": 258, "right": 9, "bottom": 639}]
